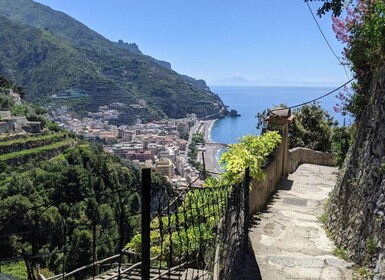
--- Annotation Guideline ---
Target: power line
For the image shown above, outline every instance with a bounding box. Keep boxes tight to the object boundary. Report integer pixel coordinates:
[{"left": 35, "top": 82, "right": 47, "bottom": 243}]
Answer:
[
  {"left": 271, "top": 77, "right": 354, "bottom": 111},
  {"left": 305, "top": 1, "right": 351, "bottom": 79}
]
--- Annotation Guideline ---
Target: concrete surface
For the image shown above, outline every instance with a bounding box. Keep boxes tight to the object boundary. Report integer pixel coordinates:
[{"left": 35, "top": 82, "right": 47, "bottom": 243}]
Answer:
[{"left": 249, "top": 164, "right": 354, "bottom": 280}]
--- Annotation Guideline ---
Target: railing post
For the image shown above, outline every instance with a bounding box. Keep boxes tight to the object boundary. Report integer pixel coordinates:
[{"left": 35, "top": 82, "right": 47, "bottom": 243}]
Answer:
[
  {"left": 141, "top": 168, "right": 151, "bottom": 280},
  {"left": 243, "top": 167, "right": 250, "bottom": 253}
]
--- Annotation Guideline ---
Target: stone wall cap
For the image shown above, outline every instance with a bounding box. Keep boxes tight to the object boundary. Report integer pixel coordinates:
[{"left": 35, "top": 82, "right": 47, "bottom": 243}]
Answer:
[{"left": 270, "top": 107, "right": 291, "bottom": 118}]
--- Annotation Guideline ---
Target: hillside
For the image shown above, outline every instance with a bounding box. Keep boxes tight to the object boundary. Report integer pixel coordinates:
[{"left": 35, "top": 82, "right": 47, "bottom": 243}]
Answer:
[
  {"left": 0, "top": 0, "right": 225, "bottom": 124},
  {"left": 0, "top": 79, "right": 174, "bottom": 279}
]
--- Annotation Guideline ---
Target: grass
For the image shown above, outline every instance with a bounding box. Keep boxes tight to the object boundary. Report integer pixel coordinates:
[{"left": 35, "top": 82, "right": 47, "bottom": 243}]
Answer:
[
  {"left": 1, "top": 260, "right": 28, "bottom": 280},
  {"left": 353, "top": 266, "right": 373, "bottom": 280},
  {"left": 333, "top": 247, "right": 348, "bottom": 261},
  {"left": 319, "top": 212, "right": 328, "bottom": 224}
]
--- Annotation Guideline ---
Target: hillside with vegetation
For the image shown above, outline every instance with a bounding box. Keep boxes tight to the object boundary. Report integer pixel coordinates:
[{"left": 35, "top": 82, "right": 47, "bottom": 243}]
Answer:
[
  {"left": 305, "top": 1, "right": 385, "bottom": 278},
  {"left": 0, "top": 78, "right": 172, "bottom": 280},
  {"left": 0, "top": 0, "right": 225, "bottom": 125}
]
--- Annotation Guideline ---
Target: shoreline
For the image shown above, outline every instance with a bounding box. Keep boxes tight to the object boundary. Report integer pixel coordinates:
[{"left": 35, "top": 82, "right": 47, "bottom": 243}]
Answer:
[
  {"left": 199, "top": 119, "right": 224, "bottom": 175},
  {"left": 207, "top": 118, "right": 216, "bottom": 142}
]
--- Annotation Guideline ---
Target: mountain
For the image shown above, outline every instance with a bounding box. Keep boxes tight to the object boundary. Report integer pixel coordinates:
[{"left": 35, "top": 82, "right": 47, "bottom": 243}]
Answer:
[{"left": 0, "top": 0, "right": 225, "bottom": 124}]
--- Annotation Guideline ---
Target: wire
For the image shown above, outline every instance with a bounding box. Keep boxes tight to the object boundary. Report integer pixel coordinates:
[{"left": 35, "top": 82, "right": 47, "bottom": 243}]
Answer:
[
  {"left": 271, "top": 77, "right": 354, "bottom": 111},
  {"left": 306, "top": 1, "right": 351, "bottom": 79},
  {"left": 306, "top": 2, "right": 342, "bottom": 63}
]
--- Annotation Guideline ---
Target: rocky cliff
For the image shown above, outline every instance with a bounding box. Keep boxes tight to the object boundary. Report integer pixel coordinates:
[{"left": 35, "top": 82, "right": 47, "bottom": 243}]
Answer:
[{"left": 327, "top": 64, "right": 385, "bottom": 279}]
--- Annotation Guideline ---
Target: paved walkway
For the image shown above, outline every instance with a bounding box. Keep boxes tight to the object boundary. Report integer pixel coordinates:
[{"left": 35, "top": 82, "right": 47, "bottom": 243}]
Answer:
[{"left": 249, "top": 164, "right": 354, "bottom": 280}]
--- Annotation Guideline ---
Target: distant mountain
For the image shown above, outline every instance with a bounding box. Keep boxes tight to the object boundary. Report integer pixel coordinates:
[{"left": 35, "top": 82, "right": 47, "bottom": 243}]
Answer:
[{"left": 0, "top": 0, "right": 224, "bottom": 124}]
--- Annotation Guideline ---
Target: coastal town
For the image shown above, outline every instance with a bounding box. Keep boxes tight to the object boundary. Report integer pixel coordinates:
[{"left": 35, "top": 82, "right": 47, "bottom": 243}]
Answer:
[{"left": 49, "top": 104, "right": 223, "bottom": 189}]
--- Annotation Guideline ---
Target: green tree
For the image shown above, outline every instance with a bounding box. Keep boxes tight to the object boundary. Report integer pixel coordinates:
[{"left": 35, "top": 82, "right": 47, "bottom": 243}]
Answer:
[
  {"left": 288, "top": 103, "right": 336, "bottom": 152},
  {"left": 331, "top": 125, "right": 355, "bottom": 167},
  {"left": 305, "top": 0, "right": 344, "bottom": 16}
]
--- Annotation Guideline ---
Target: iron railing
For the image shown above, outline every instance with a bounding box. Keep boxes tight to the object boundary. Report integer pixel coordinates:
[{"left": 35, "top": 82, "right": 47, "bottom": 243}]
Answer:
[{"left": 0, "top": 168, "right": 252, "bottom": 280}]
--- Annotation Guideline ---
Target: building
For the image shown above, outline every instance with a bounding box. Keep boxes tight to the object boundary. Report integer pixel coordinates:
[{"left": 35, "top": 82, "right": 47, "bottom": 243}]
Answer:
[
  {"left": 126, "top": 150, "right": 152, "bottom": 162},
  {"left": 155, "top": 158, "right": 174, "bottom": 179},
  {"left": 178, "top": 139, "right": 187, "bottom": 151},
  {"left": 177, "top": 122, "right": 189, "bottom": 134}
]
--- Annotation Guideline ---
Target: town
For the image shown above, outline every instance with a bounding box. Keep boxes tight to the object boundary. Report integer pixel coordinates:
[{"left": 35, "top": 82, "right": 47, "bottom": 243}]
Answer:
[{"left": 49, "top": 104, "right": 206, "bottom": 189}]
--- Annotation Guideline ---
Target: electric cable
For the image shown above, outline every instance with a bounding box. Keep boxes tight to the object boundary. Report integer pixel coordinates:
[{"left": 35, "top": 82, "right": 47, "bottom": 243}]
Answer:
[
  {"left": 306, "top": 1, "right": 351, "bottom": 79},
  {"left": 271, "top": 77, "right": 354, "bottom": 111}
]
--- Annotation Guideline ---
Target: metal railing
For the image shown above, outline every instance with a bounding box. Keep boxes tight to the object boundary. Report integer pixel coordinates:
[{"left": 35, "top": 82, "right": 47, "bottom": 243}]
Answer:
[{"left": 0, "top": 168, "right": 252, "bottom": 280}]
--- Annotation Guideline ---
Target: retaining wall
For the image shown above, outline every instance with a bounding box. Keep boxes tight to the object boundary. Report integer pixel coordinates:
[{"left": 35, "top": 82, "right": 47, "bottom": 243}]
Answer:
[
  {"left": 288, "top": 147, "right": 336, "bottom": 174},
  {"left": 249, "top": 141, "right": 284, "bottom": 215},
  {"left": 248, "top": 144, "right": 335, "bottom": 215}
]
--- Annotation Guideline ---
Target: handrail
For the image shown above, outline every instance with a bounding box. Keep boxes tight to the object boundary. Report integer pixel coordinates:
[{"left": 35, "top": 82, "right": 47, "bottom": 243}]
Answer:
[
  {"left": 151, "top": 261, "right": 188, "bottom": 280},
  {"left": 46, "top": 250, "right": 139, "bottom": 280}
]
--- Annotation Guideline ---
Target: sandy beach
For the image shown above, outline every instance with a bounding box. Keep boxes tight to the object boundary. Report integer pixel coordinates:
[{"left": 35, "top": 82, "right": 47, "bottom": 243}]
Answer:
[{"left": 195, "top": 120, "right": 224, "bottom": 175}]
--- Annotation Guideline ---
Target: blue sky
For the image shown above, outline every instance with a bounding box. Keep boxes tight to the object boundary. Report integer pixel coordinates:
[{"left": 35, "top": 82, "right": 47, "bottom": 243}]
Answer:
[{"left": 34, "top": 0, "right": 349, "bottom": 87}]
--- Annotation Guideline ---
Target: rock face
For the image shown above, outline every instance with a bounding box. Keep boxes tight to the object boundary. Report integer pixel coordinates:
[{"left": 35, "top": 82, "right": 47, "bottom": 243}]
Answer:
[{"left": 327, "top": 64, "right": 385, "bottom": 279}]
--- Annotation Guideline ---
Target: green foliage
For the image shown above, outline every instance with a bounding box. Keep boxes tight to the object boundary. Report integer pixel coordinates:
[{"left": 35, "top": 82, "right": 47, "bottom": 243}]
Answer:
[
  {"left": 179, "top": 132, "right": 189, "bottom": 141},
  {"left": 220, "top": 131, "right": 282, "bottom": 185},
  {"left": 331, "top": 125, "right": 355, "bottom": 167},
  {"left": 345, "top": 1, "right": 385, "bottom": 117},
  {"left": 0, "top": 139, "right": 74, "bottom": 163},
  {"left": 366, "top": 238, "right": 376, "bottom": 255},
  {"left": 1, "top": 260, "right": 28, "bottom": 280},
  {"left": 305, "top": 0, "right": 344, "bottom": 16},
  {"left": 319, "top": 212, "right": 328, "bottom": 224},
  {"left": 288, "top": 103, "right": 336, "bottom": 152},
  {"left": 353, "top": 266, "right": 374, "bottom": 279},
  {"left": 10, "top": 104, "right": 28, "bottom": 117},
  {"left": 0, "top": 94, "right": 15, "bottom": 110},
  {"left": 333, "top": 246, "right": 348, "bottom": 261},
  {"left": 188, "top": 133, "right": 205, "bottom": 170},
  {"left": 0, "top": 2, "right": 224, "bottom": 124},
  {"left": 0, "top": 142, "right": 141, "bottom": 276},
  {"left": 0, "top": 76, "right": 14, "bottom": 89},
  {"left": 126, "top": 186, "right": 229, "bottom": 265}
]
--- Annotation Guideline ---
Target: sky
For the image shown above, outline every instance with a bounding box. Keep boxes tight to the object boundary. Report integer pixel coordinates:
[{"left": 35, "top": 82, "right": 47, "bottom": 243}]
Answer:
[{"left": 34, "top": 0, "right": 349, "bottom": 87}]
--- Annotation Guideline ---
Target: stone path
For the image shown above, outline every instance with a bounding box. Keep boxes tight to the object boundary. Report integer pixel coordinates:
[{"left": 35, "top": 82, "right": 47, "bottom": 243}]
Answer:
[{"left": 249, "top": 164, "right": 354, "bottom": 280}]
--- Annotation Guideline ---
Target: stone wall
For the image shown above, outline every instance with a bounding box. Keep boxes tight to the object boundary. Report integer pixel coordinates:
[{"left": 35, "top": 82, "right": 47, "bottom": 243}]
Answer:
[
  {"left": 288, "top": 147, "right": 335, "bottom": 174},
  {"left": 0, "top": 110, "right": 11, "bottom": 119},
  {"left": 249, "top": 140, "right": 285, "bottom": 215},
  {"left": 326, "top": 64, "right": 385, "bottom": 279},
  {"left": 249, "top": 144, "right": 336, "bottom": 216}
]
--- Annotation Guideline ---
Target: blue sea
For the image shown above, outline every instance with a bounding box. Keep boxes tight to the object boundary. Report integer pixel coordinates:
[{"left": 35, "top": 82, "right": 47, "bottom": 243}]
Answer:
[{"left": 209, "top": 86, "right": 353, "bottom": 145}]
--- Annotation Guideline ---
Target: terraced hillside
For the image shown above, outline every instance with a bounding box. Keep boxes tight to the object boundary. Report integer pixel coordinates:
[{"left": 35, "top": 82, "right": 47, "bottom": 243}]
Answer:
[
  {"left": 0, "top": 0, "right": 226, "bottom": 124},
  {"left": 0, "top": 132, "right": 76, "bottom": 174}
]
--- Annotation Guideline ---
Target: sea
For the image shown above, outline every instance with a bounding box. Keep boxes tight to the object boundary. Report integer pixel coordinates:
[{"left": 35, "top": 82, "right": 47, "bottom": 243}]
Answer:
[{"left": 209, "top": 85, "right": 353, "bottom": 145}]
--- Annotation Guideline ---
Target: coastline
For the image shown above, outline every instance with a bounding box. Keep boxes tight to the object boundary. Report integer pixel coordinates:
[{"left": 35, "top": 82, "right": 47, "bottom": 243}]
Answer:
[{"left": 198, "top": 119, "right": 224, "bottom": 175}]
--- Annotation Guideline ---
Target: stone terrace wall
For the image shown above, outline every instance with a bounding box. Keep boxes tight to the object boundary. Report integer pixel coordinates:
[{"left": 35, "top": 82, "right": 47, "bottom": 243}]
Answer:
[
  {"left": 249, "top": 140, "right": 285, "bottom": 215},
  {"left": 288, "top": 147, "right": 335, "bottom": 174}
]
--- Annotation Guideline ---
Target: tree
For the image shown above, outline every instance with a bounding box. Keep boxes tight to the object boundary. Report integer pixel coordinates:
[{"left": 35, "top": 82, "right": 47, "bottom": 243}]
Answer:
[
  {"left": 305, "top": 0, "right": 344, "bottom": 16},
  {"left": 331, "top": 125, "right": 355, "bottom": 167},
  {"left": 288, "top": 103, "right": 336, "bottom": 152}
]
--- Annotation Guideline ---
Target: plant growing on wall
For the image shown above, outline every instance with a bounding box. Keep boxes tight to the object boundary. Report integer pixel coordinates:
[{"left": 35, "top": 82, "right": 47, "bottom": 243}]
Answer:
[{"left": 219, "top": 131, "right": 282, "bottom": 185}]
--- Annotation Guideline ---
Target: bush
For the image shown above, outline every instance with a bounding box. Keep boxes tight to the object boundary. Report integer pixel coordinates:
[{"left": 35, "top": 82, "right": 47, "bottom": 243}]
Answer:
[{"left": 288, "top": 103, "right": 336, "bottom": 152}]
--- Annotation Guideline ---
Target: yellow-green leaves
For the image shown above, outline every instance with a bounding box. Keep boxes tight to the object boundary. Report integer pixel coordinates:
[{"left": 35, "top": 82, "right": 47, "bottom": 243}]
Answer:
[{"left": 220, "top": 131, "right": 281, "bottom": 185}]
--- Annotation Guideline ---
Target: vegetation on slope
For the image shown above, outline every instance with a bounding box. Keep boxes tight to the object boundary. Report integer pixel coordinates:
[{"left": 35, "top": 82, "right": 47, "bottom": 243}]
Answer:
[
  {"left": 0, "top": 0, "right": 224, "bottom": 124},
  {"left": 0, "top": 78, "right": 175, "bottom": 279}
]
